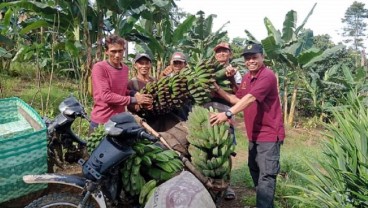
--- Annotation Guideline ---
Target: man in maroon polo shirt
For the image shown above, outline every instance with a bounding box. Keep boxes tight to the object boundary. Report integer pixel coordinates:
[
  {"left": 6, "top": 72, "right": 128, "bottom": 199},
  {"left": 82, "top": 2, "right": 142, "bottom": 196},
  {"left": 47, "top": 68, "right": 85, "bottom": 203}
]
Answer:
[{"left": 210, "top": 43, "right": 285, "bottom": 208}]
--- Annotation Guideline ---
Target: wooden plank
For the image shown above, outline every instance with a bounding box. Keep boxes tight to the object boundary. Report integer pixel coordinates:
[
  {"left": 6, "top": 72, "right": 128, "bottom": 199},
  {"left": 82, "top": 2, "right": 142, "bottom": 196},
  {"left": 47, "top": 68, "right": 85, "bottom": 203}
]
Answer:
[{"left": 18, "top": 107, "right": 42, "bottom": 130}]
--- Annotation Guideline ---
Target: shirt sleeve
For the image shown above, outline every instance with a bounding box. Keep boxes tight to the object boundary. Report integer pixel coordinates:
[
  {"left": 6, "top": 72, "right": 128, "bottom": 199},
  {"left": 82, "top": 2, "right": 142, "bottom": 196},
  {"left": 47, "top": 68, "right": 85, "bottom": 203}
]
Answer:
[
  {"left": 92, "top": 63, "right": 131, "bottom": 106},
  {"left": 127, "top": 80, "right": 134, "bottom": 91}
]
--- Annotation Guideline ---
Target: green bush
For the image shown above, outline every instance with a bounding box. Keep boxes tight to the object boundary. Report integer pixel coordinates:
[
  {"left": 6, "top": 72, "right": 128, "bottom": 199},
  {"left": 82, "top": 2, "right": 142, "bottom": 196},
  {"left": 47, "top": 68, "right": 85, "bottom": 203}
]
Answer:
[{"left": 286, "top": 91, "right": 368, "bottom": 207}]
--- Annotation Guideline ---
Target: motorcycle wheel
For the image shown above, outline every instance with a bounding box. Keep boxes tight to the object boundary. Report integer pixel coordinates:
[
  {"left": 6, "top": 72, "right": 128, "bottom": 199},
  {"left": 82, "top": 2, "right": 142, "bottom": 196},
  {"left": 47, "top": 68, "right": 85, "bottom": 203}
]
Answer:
[{"left": 25, "top": 193, "right": 96, "bottom": 208}]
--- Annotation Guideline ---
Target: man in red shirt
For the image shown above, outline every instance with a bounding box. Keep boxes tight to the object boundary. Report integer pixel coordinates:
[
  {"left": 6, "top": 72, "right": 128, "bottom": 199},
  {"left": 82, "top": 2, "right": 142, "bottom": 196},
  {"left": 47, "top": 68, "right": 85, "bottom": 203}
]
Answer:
[
  {"left": 210, "top": 43, "right": 285, "bottom": 208},
  {"left": 90, "top": 35, "right": 152, "bottom": 128}
]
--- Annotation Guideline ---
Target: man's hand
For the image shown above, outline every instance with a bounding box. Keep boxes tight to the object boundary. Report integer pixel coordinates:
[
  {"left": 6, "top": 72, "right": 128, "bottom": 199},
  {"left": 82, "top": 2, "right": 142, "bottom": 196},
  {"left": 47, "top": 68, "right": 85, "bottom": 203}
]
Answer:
[
  {"left": 213, "top": 82, "right": 221, "bottom": 92},
  {"left": 209, "top": 112, "right": 228, "bottom": 125},
  {"left": 142, "top": 104, "right": 153, "bottom": 110},
  {"left": 135, "top": 92, "right": 153, "bottom": 105},
  {"left": 225, "top": 65, "right": 237, "bottom": 77}
]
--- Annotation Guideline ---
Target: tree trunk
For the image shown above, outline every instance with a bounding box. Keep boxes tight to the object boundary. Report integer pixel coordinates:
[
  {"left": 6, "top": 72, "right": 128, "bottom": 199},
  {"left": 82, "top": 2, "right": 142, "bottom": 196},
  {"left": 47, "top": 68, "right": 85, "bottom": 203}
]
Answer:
[
  {"left": 287, "top": 82, "right": 298, "bottom": 126},
  {"left": 283, "top": 71, "right": 288, "bottom": 126}
]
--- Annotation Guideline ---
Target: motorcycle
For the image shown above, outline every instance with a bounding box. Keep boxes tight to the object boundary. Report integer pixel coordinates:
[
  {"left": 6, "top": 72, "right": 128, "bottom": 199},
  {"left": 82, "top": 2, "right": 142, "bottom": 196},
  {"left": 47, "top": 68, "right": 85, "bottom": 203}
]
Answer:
[
  {"left": 44, "top": 96, "right": 90, "bottom": 172},
  {"left": 23, "top": 112, "right": 159, "bottom": 208}
]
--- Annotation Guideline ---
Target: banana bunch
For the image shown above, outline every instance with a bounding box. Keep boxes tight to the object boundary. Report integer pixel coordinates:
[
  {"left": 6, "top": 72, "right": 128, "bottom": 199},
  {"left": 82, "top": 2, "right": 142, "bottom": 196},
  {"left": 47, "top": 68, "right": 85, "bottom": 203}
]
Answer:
[
  {"left": 168, "top": 74, "right": 190, "bottom": 108},
  {"left": 186, "top": 105, "right": 235, "bottom": 179},
  {"left": 121, "top": 141, "right": 183, "bottom": 202},
  {"left": 121, "top": 155, "right": 146, "bottom": 196},
  {"left": 139, "top": 74, "right": 190, "bottom": 117},
  {"left": 137, "top": 60, "right": 219, "bottom": 117},
  {"left": 213, "top": 63, "right": 234, "bottom": 92},
  {"left": 86, "top": 125, "right": 105, "bottom": 153},
  {"left": 183, "top": 61, "right": 217, "bottom": 106}
]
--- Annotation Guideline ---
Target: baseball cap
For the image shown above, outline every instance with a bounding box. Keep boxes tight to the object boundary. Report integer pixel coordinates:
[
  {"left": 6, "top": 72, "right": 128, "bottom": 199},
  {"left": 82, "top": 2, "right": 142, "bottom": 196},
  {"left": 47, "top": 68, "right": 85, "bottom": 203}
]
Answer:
[
  {"left": 171, "top": 52, "right": 186, "bottom": 62},
  {"left": 134, "top": 53, "right": 152, "bottom": 63},
  {"left": 214, "top": 42, "right": 231, "bottom": 52},
  {"left": 241, "top": 43, "right": 263, "bottom": 56}
]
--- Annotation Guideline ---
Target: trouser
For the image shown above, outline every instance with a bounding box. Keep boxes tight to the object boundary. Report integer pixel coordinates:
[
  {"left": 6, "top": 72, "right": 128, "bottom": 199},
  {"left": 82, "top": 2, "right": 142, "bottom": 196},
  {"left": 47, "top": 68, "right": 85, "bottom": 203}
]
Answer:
[
  {"left": 88, "top": 121, "right": 99, "bottom": 136},
  {"left": 248, "top": 140, "right": 282, "bottom": 208}
]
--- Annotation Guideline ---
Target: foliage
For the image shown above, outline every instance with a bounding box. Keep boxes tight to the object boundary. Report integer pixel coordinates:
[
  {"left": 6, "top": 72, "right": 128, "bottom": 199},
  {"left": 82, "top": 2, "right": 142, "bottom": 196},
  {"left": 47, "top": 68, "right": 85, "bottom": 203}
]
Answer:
[
  {"left": 230, "top": 125, "right": 326, "bottom": 208},
  {"left": 243, "top": 4, "right": 321, "bottom": 126},
  {"left": 286, "top": 91, "right": 368, "bottom": 207},
  {"left": 341, "top": 1, "right": 368, "bottom": 51},
  {"left": 297, "top": 45, "right": 352, "bottom": 120}
]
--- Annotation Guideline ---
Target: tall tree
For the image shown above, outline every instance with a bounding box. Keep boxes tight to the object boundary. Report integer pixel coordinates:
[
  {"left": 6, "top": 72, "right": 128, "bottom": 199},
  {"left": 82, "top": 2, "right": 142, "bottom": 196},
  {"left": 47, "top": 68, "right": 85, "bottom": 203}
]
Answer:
[{"left": 341, "top": 1, "right": 368, "bottom": 51}]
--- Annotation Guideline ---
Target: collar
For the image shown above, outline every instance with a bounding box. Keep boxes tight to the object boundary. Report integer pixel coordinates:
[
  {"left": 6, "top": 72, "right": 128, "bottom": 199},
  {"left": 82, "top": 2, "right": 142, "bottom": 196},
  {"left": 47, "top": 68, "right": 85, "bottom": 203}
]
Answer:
[
  {"left": 106, "top": 60, "right": 123, "bottom": 70},
  {"left": 246, "top": 65, "right": 266, "bottom": 80},
  {"left": 136, "top": 75, "right": 153, "bottom": 82}
]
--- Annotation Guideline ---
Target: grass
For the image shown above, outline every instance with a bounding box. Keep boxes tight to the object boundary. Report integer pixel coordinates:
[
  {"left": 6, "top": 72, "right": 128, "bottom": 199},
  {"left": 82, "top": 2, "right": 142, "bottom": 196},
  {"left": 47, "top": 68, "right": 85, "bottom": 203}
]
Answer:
[
  {"left": 230, "top": 125, "right": 325, "bottom": 207},
  {"left": 1, "top": 73, "right": 82, "bottom": 117}
]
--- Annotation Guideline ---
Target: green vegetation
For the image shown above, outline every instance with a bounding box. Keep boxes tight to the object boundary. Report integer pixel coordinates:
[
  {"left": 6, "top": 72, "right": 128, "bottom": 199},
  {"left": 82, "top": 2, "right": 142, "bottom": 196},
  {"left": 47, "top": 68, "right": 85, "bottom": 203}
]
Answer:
[
  {"left": 230, "top": 125, "right": 326, "bottom": 208},
  {"left": 286, "top": 92, "right": 368, "bottom": 207}
]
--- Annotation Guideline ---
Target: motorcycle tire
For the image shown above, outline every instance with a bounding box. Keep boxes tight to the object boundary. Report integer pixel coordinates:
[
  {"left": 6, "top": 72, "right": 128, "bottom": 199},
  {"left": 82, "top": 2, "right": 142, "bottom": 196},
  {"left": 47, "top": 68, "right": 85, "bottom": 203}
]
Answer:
[{"left": 25, "top": 193, "right": 96, "bottom": 208}]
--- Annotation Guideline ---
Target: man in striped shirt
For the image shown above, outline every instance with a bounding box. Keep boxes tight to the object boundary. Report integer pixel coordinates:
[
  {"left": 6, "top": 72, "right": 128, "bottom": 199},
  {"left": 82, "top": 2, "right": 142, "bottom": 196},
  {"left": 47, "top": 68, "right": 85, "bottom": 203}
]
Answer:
[{"left": 90, "top": 35, "right": 152, "bottom": 128}]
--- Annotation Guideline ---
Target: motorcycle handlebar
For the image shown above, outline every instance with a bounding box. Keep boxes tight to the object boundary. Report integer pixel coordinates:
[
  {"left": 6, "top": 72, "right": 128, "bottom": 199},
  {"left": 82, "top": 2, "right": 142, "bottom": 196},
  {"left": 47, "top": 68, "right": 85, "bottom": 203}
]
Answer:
[
  {"left": 47, "top": 120, "right": 59, "bottom": 134},
  {"left": 80, "top": 112, "right": 90, "bottom": 122},
  {"left": 138, "top": 131, "right": 158, "bottom": 143}
]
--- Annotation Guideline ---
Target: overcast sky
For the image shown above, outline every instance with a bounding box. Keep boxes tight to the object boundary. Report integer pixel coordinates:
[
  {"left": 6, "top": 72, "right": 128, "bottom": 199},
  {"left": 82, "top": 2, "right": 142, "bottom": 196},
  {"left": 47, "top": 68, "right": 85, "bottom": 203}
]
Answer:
[{"left": 176, "top": 0, "right": 367, "bottom": 47}]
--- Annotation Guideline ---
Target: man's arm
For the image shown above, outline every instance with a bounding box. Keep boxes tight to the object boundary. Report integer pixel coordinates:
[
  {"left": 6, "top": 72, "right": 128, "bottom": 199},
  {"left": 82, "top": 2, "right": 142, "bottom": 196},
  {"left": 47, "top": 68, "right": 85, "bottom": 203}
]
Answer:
[
  {"left": 210, "top": 84, "right": 256, "bottom": 125},
  {"left": 229, "top": 93, "right": 256, "bottom": 115},
  {"left": 214, "top": 83, "right": 239, "bottom": 105}
]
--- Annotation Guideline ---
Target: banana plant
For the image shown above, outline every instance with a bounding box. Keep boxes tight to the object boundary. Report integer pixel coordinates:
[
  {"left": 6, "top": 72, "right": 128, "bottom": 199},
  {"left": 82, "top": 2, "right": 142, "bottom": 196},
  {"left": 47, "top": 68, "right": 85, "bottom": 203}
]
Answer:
[
  {"left": 182, "top": 11, "right": 228, "bottom": 64},
  {"left": 261, "top": 5, "right": 316, "bottom": 126},
  {"left": 132, "top": 12, "right": 196, "bottom": 77},
  {"left": 245, "top": 3, "right": 344, "bottom": 126}
]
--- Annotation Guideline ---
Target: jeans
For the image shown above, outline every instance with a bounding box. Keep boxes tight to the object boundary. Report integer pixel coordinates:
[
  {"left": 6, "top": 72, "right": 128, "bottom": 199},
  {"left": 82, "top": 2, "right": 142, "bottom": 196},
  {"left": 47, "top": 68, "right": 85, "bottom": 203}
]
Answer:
[
  {"left": 88, "top": 121, "right": 99, "bottom": 136},
  {"left": 248, "top": 140, "right": 282, "bottom": 208}
]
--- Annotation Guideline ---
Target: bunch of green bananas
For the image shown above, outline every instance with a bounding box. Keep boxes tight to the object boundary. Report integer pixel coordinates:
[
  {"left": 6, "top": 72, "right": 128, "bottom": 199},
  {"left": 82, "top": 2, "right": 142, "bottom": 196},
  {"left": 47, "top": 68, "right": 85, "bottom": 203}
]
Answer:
[
  {"left": 213, "top": 63, "right": 234, "bottom": 92},
  {"left": 184, "top": 61, "right": 217, "bottom": 105},
  {"left": 86, "top": 125, "right": 105, "bottom": 153},
  {"left": 139, "top": 74, "right": 190, "bottom": 117},
  {"left": 137, "top": 60, "right": 221, "bottom": 116},
  {"left": 186, "top": 105, "right": 235, "bottom": 179},
  {"left": 121, "top": 141, "right": 183, "bottom": 204}
]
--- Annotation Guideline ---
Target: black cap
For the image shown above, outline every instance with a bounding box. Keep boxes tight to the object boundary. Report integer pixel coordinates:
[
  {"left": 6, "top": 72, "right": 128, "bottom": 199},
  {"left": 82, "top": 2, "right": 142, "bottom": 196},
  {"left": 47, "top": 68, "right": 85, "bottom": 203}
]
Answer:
[
  {"left": 241, "top": 44, "right": 263, "bottom": 56},
  {"left": 134, "top": 53, "right": 152, "bottom": 63}
]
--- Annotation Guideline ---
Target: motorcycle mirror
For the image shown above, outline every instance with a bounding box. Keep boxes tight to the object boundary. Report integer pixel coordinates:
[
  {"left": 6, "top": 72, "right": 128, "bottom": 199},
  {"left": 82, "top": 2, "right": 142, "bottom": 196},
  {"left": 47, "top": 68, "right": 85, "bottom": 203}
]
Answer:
[
  {"left": 59, "top": 96, "right": 85, "bottom": 116},
  {"left": 104, "top": 120, "right": 123, "bottom": 136}
]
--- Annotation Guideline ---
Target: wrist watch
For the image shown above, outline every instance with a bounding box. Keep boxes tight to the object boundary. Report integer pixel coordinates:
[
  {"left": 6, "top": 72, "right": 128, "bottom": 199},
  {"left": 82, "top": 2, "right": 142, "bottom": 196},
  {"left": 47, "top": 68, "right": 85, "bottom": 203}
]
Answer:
[{"left": 225, "top": 110, "right": 233, "bottom": 119}]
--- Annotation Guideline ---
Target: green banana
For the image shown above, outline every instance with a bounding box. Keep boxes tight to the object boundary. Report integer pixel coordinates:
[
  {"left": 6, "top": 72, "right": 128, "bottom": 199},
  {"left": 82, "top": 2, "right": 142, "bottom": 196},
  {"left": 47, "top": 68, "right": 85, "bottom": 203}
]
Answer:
[
  {"left": 155, "top": 161, "right": 175, "bottom": 173},
  {"left": 139, "top": 179, "right": 157, "bottom": 205},
  {"left": 141, "top": 155, "right": 152, "bottom": 166},
  {"left": 146, "top": 187, "right": 157, "bottom": 204},
  {"left": 153, "top": 153, "right": 170, "bottom": 162}
]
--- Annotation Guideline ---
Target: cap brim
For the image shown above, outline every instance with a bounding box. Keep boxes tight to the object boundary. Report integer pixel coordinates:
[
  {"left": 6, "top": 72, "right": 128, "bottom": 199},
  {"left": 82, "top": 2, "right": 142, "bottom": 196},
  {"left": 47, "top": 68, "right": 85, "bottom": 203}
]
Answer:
[
  {"left": 135, "top": 55, "right": 151, "bottom": 62},
  {"left": 172, "top": 59, "right": 185, "bottom": 62},
  {"left": 241, "top": 52, "right": 255, "bottom": 56},
  {"left": 214, "top": 46, "right": 230, "bottom": 51}
]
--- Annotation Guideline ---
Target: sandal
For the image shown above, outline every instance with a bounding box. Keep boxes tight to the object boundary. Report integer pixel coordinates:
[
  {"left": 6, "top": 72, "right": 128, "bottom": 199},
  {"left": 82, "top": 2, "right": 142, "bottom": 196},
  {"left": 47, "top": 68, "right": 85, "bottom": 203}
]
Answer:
[{"left": 224, "top": 187, "right": 236, "bottom": 200}]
